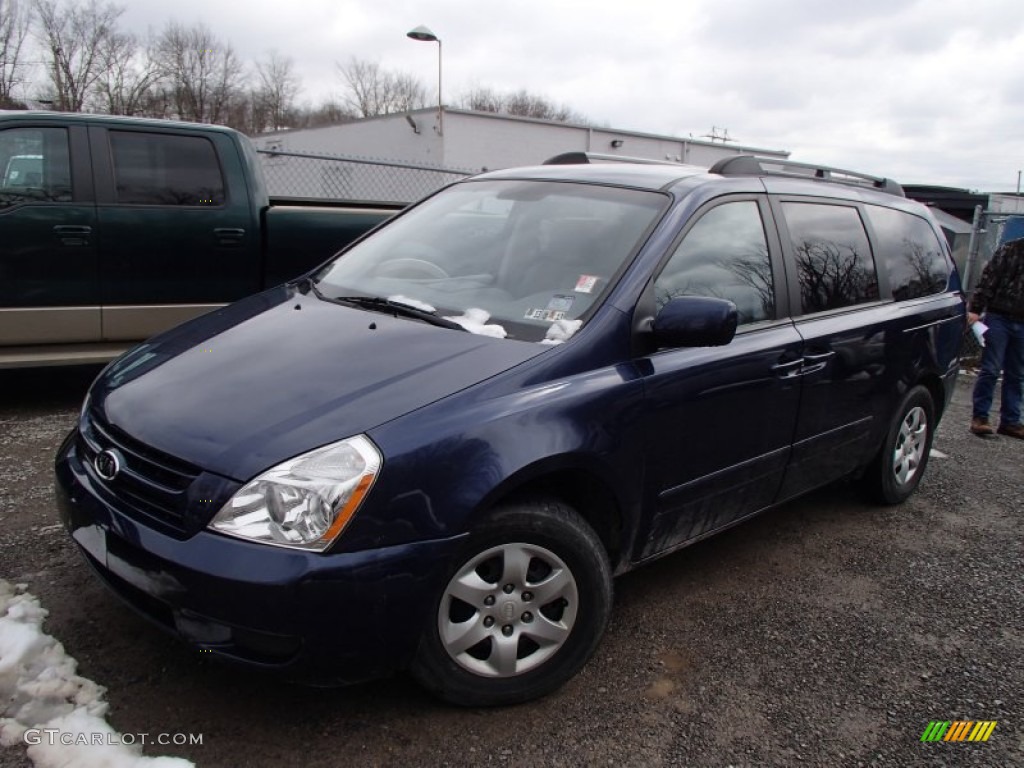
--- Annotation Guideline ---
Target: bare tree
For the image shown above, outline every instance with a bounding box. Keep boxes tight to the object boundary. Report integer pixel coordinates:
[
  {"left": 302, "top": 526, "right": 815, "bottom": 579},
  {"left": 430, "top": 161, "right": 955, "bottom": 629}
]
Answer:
[
  {"left": 293, "top": 99, "right": 355, "bottom": 130},
  {"left": 34, "top": 0, "right": 123, "bottom": 111},
  {"left": 153, "top": 21, "right": 244, "bottom": 124},
  {"left": 459, "top": 86, "right": 505, "bottom": 114},
  {"left": 457, "top": 85, "right": 584, "bottom": 123},
  {"left": 255, "top": 50, "right": 299, "bottom": 132},
  {"left": 337, "top": 57, "right": 426, "bottom": 118},
  {"left": 0, "top": 0, "right": 31, "bottom": 107},
  {"left": 94, "top": 30, "right": 160, "bottom": 115}
]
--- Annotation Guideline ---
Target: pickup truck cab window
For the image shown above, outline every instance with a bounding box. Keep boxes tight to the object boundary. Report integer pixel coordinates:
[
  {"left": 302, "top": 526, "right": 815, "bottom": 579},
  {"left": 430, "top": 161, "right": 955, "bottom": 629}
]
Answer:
[
  {"left": 782, "top": 202, "right": 880, "bottom": 313},
  {"left": 0, "top": 127, "right": 72, "bottom": 206},
  {"left": 654, "top": 200, "right": 775, "bottom": 325},
  {"left": 109, "top": 131, "right": 225, "bottom": 206}
]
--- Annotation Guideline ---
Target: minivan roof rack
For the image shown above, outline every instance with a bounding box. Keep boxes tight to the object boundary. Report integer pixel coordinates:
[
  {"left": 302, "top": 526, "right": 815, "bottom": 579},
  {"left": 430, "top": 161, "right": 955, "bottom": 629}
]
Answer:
[
  {"left": 709, "top": 155, "right": 905, "bottom": 197},
  {"left": 543, "top": 151, "right": 692, "bottom": 167}
]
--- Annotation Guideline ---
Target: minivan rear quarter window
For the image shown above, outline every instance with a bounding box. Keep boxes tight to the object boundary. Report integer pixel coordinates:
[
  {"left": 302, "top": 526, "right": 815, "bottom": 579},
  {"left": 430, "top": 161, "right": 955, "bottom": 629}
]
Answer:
[
  {"left": 783, "top": 202, "right": 880, "bottom": 313},
  {"left": 864, "top": 205, "right": 950, "bottom": 300},
  {"left": 109, "top": 131, "right": 225, "bottom": 206}
]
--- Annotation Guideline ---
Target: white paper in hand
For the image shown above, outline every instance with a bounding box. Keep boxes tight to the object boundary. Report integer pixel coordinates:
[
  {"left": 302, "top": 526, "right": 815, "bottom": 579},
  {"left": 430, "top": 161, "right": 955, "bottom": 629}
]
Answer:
[{"left": 972, "top": 320, "right": 988, "bottom": 347}]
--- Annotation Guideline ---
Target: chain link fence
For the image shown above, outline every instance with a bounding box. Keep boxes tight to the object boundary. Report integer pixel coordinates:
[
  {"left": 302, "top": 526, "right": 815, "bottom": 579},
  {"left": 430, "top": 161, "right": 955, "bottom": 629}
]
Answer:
[{"left": 257, "top": 149, "right": 472, "bottom": 204}]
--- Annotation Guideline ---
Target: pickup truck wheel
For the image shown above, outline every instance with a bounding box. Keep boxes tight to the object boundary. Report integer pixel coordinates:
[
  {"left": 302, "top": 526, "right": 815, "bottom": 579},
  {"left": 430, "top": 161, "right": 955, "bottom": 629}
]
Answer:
[
  {"left": 410, "top": 499, "right": 612, "bottom": 707},
  {"left": 861, "top": 385, "right": 934, "bottom": 505},
  {"left": 374, "top": 258, "right": 450, "bottom": 280}
]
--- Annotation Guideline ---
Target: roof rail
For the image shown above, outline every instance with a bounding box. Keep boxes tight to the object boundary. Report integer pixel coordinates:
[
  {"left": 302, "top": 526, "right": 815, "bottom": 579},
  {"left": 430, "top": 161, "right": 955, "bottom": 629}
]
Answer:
[
  {"left": 543, "top": 151, "right": 688, "bottom": 166},
  {"left": 709, "top": 155, "right": 904, "bottom": 197}
]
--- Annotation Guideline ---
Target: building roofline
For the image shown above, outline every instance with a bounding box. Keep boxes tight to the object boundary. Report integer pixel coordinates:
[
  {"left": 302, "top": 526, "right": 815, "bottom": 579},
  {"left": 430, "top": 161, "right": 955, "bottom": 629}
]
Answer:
[{"left": 256, "top": 106, "right": 789, "bottom": 157}]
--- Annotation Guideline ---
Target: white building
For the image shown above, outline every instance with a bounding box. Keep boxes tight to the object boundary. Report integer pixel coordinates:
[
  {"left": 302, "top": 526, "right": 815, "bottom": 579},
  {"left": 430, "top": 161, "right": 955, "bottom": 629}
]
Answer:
[{"left": 252, "top": 107, "right": 790, "bottom": 201}]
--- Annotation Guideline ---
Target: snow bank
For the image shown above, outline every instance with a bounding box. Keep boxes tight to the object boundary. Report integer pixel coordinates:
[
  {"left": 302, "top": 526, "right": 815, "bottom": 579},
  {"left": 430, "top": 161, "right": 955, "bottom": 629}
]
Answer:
[
  {"left": 443, "top": 308, "right": 508, "bottom": 338},
  {"left": 0, "top": 580, "right": 194, "bottom": 767}
]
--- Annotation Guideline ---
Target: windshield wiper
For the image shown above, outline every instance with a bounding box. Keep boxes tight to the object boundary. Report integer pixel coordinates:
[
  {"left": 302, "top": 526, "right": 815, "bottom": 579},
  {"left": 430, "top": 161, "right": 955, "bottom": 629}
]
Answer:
[{"left": 332, "top": 295, "right": 468, "bottom": 332}]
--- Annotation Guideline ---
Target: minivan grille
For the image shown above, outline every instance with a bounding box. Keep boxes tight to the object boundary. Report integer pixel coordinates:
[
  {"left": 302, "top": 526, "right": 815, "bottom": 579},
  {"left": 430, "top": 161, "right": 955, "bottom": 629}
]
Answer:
[{"left": 78, "top": 411, "right": 201, "bottom": 537}]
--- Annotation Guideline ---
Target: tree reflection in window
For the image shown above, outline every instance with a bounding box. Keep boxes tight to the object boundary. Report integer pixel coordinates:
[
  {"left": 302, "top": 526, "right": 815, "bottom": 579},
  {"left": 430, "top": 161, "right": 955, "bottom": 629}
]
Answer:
[
  {"left": 654, "top": 201, "right": 774, "bottom": 325},
  {"left": 864, "top": 205, "right": 949, "bottom": 300},
  {"left": 783, "top": 203, "right": 879, "bottom": 313}
]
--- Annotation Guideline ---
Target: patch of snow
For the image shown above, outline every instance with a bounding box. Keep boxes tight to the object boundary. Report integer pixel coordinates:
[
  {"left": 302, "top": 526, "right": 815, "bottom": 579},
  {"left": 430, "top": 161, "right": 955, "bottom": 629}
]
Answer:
[
  {"left": 0, "top": 580, "right": 194, "bottom": 767},
  {"left": 539, "top": 318, "right": 584, "bottom": 346},
  {"left": 929, "top": 448, "right": 949, "bottom": 459},
  {"left": 387, "top": 295, "right": 436, "bottom": 313},
  {"left": 443, "top": 308, "right": 507, "bottom": 339}
]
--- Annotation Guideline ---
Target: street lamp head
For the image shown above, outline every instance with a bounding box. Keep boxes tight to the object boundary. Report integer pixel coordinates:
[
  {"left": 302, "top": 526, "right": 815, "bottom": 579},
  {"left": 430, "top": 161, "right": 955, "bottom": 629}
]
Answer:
[{"left": 407, "top": 25, "right": 439, "bottom": 43}]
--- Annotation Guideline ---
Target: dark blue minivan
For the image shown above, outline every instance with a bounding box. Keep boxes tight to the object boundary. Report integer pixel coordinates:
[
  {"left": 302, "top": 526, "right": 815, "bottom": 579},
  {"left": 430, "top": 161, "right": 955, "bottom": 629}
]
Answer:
[{"left": 56, "top": 155, "right": 965, "bottom": 705}]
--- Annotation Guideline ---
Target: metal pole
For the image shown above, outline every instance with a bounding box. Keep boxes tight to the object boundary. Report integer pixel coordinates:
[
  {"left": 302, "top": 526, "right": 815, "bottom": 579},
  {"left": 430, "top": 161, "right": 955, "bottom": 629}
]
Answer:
[
  {"left": 962, "top": 204, "right": 984, "bottom": 293},
  {"left": 1017, "top": 170, "right": 1021, "bottom": 196},
  {"left": 437, "top": 39, "right": 443, "bottom": 137}
]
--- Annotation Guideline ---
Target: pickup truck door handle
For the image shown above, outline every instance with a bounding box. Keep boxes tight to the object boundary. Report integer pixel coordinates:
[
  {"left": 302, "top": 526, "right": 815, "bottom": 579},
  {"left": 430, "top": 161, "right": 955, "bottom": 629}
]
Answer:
[
  {"left": 53, "top": 225, "right": 92, "bottom": 246},
  {"left": 213, "top": 228, "right": 246, "bottom": 246}
]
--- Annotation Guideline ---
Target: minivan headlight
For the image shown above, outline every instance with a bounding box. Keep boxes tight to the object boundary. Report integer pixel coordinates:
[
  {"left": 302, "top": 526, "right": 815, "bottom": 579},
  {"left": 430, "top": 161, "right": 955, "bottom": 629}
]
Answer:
[{"left": 209, "top": 436, "right": 381, "bottom": 552}]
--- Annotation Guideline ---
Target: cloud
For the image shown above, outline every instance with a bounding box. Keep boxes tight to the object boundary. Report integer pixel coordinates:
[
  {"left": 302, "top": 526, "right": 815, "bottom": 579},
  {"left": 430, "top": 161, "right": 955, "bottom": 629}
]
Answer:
[{"left": 20, "top": 0, "right": 1024, "bottom": 190}]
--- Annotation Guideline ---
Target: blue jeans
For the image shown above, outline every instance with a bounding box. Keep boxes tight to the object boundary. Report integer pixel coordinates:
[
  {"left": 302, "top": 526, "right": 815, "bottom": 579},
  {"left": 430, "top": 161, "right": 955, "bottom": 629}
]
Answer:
[{"left": 972, "top": 313, "right": 1024, "bottom": 425}]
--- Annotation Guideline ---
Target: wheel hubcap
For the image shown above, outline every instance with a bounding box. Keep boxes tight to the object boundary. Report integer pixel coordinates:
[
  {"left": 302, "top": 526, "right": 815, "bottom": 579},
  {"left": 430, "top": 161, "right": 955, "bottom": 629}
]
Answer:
[
  {"left": 438, "top": 542, "right": 579, "bottom": 678},
  {"left": 892, "top": 405, "right": 928, "bottom": 486}
]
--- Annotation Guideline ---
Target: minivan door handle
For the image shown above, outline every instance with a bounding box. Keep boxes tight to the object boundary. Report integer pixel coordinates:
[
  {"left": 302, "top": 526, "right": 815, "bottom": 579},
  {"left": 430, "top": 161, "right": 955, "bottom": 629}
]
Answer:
[
  {"left": 53, "top": 225, "right": 92, "bottom": 246},
  {"left": 771, "top": 358, "right": 803, "bottom": 379},
  {"left": 800, "top": 350, "right": 835, "bottom": 375},
  {"left": 213, "top": 227, "right": 246, "bottom": 246}
]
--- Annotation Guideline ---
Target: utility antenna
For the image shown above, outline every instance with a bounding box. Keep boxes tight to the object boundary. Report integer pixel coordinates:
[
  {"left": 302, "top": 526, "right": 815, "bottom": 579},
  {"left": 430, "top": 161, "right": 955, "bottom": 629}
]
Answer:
[{"left": 702, "top": 126, "right": 736, "bottom": 143}]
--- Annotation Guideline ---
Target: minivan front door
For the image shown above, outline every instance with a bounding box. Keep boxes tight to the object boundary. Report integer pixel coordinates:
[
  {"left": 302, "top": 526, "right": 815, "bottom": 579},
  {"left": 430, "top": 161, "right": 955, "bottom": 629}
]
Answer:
[{"left": 635, "top": 199, "right": 802, "bottom": 560}]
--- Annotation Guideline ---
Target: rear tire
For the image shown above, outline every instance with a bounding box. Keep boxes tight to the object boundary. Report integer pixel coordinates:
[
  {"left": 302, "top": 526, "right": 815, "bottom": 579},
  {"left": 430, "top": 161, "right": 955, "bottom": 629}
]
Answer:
[
  {"left": 861, "top": 385, "right": 935, "bottom": 505},
  {"left": 410, "top": 498, "right": 612, "bottom": 706}
]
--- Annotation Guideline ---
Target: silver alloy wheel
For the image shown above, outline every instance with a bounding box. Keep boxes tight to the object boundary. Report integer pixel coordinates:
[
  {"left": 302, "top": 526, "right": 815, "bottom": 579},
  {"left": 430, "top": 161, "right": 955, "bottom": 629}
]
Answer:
[
  {"left": 438, "top": 542, "right": 579, "bottom": 678},
  {"left": 892, "top": 405, "right": 928, "bottom": 486}
]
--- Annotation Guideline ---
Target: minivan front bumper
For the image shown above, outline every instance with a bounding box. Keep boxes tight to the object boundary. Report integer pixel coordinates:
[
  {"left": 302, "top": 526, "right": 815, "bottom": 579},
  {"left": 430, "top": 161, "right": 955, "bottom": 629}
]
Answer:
[{"left": 55, "top": 430, "right": 462, "bottom": 685}]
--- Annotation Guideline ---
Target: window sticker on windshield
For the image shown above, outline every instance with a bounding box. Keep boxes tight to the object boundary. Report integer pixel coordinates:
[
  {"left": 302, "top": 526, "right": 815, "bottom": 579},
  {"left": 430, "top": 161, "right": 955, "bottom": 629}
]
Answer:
[
  {"left": 546, "top": 294, "right": 575, "bottom": 312},
  {"left": 574, "top": 275, "right": 599, "bottom": 294},
  {"left": 525, "top": 308, "right": 567, "bottom": 322}
]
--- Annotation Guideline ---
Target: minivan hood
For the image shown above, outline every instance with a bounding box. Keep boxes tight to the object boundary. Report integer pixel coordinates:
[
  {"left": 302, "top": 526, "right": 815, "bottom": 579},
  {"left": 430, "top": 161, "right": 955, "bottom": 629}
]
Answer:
[{"left": 92, "top": 288, "right": 544, "bottom": 480}]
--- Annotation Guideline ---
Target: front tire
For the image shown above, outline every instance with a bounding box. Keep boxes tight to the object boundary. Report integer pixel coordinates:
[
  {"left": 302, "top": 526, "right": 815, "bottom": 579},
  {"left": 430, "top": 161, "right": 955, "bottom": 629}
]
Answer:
[
  {"left": 861, "top": 385, "right": 935, "bottom": 505},
  {"left": 410, "top": 499, "right": 612, "bottom": 706}
]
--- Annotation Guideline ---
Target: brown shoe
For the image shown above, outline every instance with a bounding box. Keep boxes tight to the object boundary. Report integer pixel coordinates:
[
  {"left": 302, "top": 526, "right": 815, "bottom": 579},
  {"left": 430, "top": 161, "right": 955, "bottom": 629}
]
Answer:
[
  {"left": 997, "top": 423, "right": 1024, "bottom": 439},
  {"left": 971, "top": 417, "right": 995, "bottom": 436}
]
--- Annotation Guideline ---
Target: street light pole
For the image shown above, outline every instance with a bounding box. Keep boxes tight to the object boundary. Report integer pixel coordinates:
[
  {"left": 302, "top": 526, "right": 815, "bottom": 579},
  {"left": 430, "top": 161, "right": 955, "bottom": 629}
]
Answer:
[{"left": 406, "top": 25, "right": 443, "bottom": 136}]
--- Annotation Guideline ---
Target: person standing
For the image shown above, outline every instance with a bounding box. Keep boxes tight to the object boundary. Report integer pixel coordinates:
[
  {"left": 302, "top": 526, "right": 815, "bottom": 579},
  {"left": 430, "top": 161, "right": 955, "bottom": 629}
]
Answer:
[{"left": 968, "top": 237, "right": 1024, "bottom": 438}]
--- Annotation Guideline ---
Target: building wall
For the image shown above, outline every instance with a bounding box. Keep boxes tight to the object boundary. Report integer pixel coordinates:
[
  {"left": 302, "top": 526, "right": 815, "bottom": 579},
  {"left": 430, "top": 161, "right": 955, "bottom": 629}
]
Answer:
[
  {"left": 988, "top": 194, "right": 1024, "bottom": 215},
  {"left": 252, "top": 113, "right": 444, "bottom": 167},
  {"left": 445, "top": 113, "right": 585, "bottom": 170},
  {"left": 253, "top": 109, "right": 788, "bottom": 175}
]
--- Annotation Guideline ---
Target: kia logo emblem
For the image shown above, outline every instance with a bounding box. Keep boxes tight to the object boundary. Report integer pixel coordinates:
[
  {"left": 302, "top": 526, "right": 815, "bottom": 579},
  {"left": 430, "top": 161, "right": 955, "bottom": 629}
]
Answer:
[{"left": 94, "top": 450, "right": 121, "bottom": 481}]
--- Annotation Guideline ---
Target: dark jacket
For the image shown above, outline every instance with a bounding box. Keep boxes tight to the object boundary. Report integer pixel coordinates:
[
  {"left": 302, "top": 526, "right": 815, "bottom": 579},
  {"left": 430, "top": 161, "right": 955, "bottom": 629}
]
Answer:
[{"left": 969, "top": 238, "right": 1024, "bottom": 319}]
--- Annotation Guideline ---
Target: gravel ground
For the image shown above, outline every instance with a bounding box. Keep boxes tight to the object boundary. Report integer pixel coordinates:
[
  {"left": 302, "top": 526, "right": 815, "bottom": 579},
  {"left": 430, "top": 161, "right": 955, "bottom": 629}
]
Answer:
[{"left": 0, "top": 366, "right": 1021, "bottom": 768}]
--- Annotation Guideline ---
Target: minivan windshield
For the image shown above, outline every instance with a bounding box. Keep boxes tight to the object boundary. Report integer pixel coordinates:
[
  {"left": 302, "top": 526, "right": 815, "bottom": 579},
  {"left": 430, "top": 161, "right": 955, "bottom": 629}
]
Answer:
[{"left": 314, "top": 179, "right": 667, "bottom": 343}]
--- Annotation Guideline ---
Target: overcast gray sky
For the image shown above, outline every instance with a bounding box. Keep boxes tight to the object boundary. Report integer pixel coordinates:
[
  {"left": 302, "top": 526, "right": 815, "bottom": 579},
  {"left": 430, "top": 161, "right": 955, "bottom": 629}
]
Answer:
[{"left": 107, "top": 0, "right": 1024, "bottom": 191}]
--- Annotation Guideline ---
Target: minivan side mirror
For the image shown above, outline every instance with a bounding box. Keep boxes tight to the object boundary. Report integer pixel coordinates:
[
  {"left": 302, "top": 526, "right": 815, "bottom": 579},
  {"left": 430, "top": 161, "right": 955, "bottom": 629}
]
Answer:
[{"left": 652, "top": 296, "right": 738, "bottom": 348}]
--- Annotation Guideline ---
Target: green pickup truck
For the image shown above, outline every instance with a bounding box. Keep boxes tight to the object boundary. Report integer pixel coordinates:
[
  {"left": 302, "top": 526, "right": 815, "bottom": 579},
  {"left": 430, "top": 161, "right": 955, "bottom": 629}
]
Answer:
[{"left": 0, "top": 112, "right": 402, "bottom": 368}]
